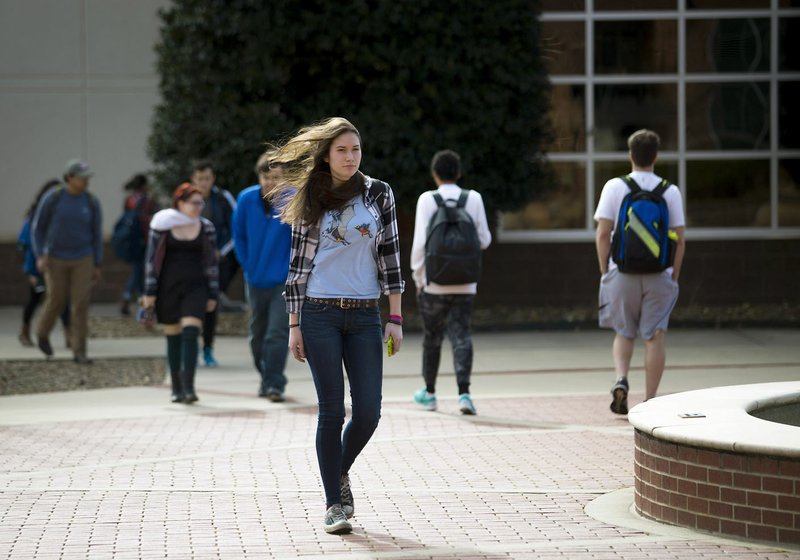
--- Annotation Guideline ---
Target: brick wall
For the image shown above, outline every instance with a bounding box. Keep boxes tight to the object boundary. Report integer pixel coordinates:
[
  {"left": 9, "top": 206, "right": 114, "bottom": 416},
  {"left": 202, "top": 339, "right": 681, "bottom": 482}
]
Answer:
[
  {"left": 1, "top": 237, "right": 797, "bottom": 310},
  {"left": 634, "top": 429, "right": 800, "bottom": 544}
]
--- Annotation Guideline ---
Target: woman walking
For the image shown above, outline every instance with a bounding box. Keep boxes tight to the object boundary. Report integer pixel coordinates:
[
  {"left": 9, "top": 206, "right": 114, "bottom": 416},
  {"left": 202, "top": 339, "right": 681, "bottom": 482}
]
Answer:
[
  {"left": 141, "top": 183, "right": 219, "bottom": 403},
  {"left": 268, "top": 117, "right": 404, "bottom": 534},
  {"left": 17, "top": 179, "right": 70, "bottom": 347}
]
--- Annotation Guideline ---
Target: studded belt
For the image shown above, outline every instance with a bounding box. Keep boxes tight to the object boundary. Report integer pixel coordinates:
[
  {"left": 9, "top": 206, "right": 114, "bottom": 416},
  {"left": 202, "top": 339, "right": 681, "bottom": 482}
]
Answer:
[{"left": 305, "top": 297, "right": 379, "bottom": 309}]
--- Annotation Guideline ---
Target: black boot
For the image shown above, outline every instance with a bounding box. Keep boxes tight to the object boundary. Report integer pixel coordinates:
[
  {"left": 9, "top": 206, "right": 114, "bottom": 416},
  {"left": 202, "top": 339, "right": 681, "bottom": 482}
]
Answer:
[
  {"left": 170, "top": 370, "right": 185, "bottom": 403},
  {"left": 181, "top": 326, "right": 200, "bottom": 403},
  {"left": 181, "top": 369, "right": 198, "bottom": 403}
]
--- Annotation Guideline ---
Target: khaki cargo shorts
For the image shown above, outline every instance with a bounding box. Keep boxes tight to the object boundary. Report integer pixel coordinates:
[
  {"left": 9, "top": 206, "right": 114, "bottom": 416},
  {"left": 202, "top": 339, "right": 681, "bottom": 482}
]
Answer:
[{"left": 598, "top": 268, "right": 679, "bottom": 340}]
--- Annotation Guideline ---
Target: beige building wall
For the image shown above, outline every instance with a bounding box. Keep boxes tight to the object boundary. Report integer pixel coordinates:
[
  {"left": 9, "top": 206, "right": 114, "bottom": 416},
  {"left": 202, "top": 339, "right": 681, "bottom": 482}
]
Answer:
[{"left": 0, "top": 0, "right": 169, "bottom": 241}]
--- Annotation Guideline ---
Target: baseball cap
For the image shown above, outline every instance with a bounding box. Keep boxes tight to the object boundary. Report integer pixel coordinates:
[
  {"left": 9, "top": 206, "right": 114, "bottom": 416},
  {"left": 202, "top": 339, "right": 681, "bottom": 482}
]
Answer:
[{"left": 64, "top": 159, "right": 94, "bottom": 178}]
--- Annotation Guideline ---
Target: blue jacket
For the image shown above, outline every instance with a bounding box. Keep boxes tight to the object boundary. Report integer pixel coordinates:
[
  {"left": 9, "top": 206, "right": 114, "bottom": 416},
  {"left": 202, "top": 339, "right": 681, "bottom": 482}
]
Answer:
[
  {"left": 232, "top": 185, "right": 292, "bottom": 289},
  {"left": 31, "top": 186, "right": 103, "bottom": 265},
  {"left": 18, "top": 217, "right": 39, "bottom": 277}
]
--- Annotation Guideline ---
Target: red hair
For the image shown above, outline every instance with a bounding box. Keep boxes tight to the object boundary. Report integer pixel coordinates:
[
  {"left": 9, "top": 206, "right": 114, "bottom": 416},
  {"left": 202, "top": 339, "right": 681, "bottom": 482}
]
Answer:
[{"left": 172, "top": 182, "right": 203, "bottom": 208}]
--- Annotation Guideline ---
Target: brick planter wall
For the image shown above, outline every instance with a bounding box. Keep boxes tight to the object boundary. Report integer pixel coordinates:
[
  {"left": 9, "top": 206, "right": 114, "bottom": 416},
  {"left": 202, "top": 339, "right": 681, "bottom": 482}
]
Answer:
[
  {"left": 634, "top": 429, "right": 800, "bottom": 544},
  {"left": 0, "top": 357, "right": 166, "bottom": 396}
]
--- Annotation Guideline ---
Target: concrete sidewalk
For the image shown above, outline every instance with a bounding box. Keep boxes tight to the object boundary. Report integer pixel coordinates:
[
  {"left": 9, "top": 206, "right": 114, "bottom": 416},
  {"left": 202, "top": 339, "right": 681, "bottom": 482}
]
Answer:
[{"left": 0, "top": 304, "right": 799, "bottom": 558}]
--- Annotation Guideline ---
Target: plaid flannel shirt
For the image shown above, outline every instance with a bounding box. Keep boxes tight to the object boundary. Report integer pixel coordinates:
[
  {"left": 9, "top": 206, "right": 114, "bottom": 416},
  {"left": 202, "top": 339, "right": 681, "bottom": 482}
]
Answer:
[{"left": 284, "top": 175, "right": 405, "bottom": 313}]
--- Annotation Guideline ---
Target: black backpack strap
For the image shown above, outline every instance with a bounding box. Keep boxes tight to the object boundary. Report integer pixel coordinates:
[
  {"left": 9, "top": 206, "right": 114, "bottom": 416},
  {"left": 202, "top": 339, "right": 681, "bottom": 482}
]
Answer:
[
  {"left": 367, "top": 178, "right": 388, "bottom": 207},
  {"left": 432, "top": 192, "right": 445, "bottom": 207},
  {"left": 653, "top": 179, "right": 672, "bottom": 198},
  {"left": 456, "top": 190, "right": 469, "bottom": 208},
  {"left": 620, "top": 175, "right": 642, "bottom": 194}
]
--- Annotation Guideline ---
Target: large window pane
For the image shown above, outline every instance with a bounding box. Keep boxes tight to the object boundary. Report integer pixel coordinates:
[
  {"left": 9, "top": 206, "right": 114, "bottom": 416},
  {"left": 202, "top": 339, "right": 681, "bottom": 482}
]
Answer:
[
  {"left": 686, "top": 160, "right": 769, "bottom": 227},
  {"left": 593, "top": 161, "right": 679, "bottom": 207},
  {"left": 503, "top": 162, "right": 586, "bottom": 230},
  {"left": 779, "top": 159, "right": 800, "bottom": 227},
  {"left": 547, "top": 85, "right": 586, "bottom": 152},
  {"left": 688, "top": 0, "right": 768, "bottom": 8},
  {"left": 779, "top": 82, "right": 800, "bottom": 149},
  {"left": 595, "top": 84, "right": 677, "bottom": 151},
  {"left": 779, "top": 18, "right": 799, "bottom": 71},
  {"left": 541, "top": 21, "right": 585, "bottom": 75},
  {"left": 541, "top": 0, "right": 584, "bottom": 11},
  {"left": 595, "top": 20, "right": 677, "bottom": 74},
  {"left": 686, "top": 82, "right": 769, "bottom": 150},
  {"left": 596, "top": 0, "right": 675, "bottom": 8},
  {"left": 686, "top": 19, "right": 769, "bottom": 73}
]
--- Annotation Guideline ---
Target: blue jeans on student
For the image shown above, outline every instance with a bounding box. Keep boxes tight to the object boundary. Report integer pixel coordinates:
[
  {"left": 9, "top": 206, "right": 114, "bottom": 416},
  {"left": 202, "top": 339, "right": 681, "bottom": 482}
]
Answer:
[
  {"left": 247, "top": 284, "right": 289, "bottom": 394},
  {"left": 300, "top": 300, "right": 383, "bottom": 507},
  {"left": 122, "top": 259, "right": 144, "bottom": 301}
]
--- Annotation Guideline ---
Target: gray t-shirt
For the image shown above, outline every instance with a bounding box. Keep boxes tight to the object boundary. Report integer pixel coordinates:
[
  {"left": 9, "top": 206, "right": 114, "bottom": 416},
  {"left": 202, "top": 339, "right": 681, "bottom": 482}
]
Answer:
[{"left": 306, "top": 195, "right": 380, "bottom": 299}]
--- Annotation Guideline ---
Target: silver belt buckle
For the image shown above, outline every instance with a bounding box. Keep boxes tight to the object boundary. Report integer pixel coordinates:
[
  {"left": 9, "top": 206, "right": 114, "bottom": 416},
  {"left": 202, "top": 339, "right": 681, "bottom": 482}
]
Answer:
[{"left": 339, "top": 297, "right": 351, "bottom": 309}]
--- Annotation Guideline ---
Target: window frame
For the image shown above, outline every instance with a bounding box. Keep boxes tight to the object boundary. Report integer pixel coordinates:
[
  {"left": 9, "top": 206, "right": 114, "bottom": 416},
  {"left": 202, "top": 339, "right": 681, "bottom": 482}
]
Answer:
[{"left": 498, "top": 2, "right": 800, "bottom": 242}]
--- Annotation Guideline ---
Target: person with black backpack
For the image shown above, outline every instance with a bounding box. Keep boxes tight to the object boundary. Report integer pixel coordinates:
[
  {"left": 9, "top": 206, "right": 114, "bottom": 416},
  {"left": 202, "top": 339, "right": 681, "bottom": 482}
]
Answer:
[
  {"left": 594, "top": 129, "right": 686, "bottom": 415},
  {"left": 410, "top": 149, "right": 492, "bottom": 415}
]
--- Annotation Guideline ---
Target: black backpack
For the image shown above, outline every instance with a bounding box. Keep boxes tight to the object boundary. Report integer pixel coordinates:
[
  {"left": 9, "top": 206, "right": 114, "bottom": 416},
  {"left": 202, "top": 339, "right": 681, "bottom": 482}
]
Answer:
[
  {"left": 610, "top": 175, "right": 676, "bottom": 273},
  {"left": 425, "top": 190, "right": 481, "bottom": 285},
  {"left": 111, "top": 197, "right": 146, "bottom": 262}
]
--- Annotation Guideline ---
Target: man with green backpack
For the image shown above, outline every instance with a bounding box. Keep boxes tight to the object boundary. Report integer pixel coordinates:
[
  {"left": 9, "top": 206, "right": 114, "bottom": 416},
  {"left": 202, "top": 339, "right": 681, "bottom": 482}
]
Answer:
[{"left": 594, "top": 130, "right": 686, "bottom": 415}]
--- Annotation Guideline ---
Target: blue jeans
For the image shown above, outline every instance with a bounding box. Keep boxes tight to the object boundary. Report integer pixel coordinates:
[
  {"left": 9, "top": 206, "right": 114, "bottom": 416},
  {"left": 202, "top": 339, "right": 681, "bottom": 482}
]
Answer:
[
  {"left": 247, "top": 284, "right": 289, "bottom": 393},
  {"left": 122, "top": 259, "right": 144, "bottom": 301},
  {"left": 301, "top": 300, "right": 383, "bottom": 507}
]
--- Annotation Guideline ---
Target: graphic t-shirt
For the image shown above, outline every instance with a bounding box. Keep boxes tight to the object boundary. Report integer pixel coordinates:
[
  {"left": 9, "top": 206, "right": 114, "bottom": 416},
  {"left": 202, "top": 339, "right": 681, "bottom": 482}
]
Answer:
[{"left": 306, "top": 195, "right": 380, "bottom": 299}]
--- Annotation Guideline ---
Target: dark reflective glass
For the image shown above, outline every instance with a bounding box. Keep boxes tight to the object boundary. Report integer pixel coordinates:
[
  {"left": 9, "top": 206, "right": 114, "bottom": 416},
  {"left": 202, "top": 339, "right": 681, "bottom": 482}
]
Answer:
[
  {"left": 686, "top": 160, "right": 769, "bottom": 227},
  {"left": 596, "top": 0, "right": 675, "bottom": 8},
  {"left": 779, "top": 18, "right": 800, "bottom": 72},
  {"left": 686, "top": 19, "right": 769, "bottom": 73},
  {"left": 779, "top": 160, "right": 800, "bottom": 226},
  {"left": 541, "top": 21, "right": 585, "bottom": 75},
  {"left": 686, "top": 82, "right": 769, "bottom": 150},
  {"left": 687, "top": 0, "right": 768, "bottom": 8},
  {"left": 541, "top": 0, "right": 584, "bottom": 11},
  {"left": 779, "top": 82, "right": 800, "bottom": 149},
  {"left": 547, "top": 85, "right": 586, "bottom": 152},
  {"left": 594, "top": 84, "right": 677, "bottom": 151},
  {"left": 595, "top": 20, "right": 677, "bottom": 74},
  {"left": 503, "top": 162, "right": 586, "bottom": 230}
]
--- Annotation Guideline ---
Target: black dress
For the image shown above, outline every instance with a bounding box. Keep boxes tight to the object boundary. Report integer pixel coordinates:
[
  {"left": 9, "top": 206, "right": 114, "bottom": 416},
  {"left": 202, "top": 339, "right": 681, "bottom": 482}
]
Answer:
[{"left": 155, "top": 232, "right": 207, "bottom": 324}]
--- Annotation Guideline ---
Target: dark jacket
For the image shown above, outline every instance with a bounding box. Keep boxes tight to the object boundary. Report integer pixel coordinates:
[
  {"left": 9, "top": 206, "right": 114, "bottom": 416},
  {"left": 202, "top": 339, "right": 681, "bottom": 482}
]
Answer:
[{"left": 144, "top": 217, "right": 219, "bottom": 299}]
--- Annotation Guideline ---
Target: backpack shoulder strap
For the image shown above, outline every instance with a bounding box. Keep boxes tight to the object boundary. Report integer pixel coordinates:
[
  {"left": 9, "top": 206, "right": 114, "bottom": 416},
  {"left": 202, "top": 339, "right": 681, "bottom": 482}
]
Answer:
[
  {"left": 456, "top": 190, "right": 469, "bottom": 208},
  {"left": 620, "top": 175, "right": 641, "bottom": 194},
  {"left": 652, "top": 179, "right": 672, "bottom": 198},
  {"left": 367, "top": 178, "right": 388, "bottom": 205},
  {"left": 432, "top": 192, "right": 445, "bottom": 207}
]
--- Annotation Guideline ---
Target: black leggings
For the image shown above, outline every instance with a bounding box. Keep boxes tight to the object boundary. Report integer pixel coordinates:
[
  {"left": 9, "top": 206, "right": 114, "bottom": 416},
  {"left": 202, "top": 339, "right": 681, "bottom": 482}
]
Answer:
[{"left": 23, "top": 284, "right": 70, "bottom": 326}]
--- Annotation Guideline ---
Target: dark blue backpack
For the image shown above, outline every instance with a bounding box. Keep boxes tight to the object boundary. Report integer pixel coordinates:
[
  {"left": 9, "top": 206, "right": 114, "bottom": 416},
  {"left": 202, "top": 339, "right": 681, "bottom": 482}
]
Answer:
[
  {"left": 611, "top": 175, "right": 676, "bottom": 273},
  {"left": 111, "top": 198, "right": 145, "bottom": 262}
]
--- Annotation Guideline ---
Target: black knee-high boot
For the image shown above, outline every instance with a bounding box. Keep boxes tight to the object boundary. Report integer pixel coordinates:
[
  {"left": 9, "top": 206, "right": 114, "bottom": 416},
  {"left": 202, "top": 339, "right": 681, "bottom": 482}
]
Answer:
[
  {"left": 166, "top": 334, "right": 183, "bottom": 402},
  {"left": 181, "top": 326, "right": 200, "bottom": 403}
]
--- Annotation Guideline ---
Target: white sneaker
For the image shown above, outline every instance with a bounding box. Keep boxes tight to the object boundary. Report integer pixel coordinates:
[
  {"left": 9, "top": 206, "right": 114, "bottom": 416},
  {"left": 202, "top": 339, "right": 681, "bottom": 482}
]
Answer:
[
  {"left": 340, "top": 474, "right": 354, "bottom": 519},
  {"left": 323, "top": 504, "right": 352, "bottom": 534},
  {"left": 413, "top": 388, "right": 438, "bottom": 411},
  {"left": 458, "top": 393, "right": 477, "bottom": 415}
]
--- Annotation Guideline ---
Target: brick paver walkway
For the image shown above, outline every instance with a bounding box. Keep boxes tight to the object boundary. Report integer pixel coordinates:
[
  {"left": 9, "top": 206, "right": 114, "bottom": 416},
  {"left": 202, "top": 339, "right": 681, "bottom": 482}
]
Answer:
[{"left": 2, "top": 390, "right": 799, "bottom": 559}]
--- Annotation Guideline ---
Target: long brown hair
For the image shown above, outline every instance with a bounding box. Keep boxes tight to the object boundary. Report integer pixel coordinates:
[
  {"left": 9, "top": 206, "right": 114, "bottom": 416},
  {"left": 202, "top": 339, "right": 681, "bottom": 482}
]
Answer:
[{"left": 265, "top": 117, "right": 365, "bottom": 226}]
